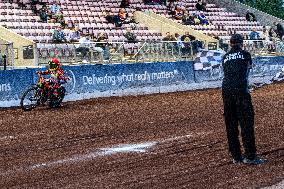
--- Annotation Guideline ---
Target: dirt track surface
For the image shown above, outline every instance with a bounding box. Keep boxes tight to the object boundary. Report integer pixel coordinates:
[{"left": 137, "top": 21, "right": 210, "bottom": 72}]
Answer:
[{"left": 0, "top": 83, "right": 284, "bottom": 189}]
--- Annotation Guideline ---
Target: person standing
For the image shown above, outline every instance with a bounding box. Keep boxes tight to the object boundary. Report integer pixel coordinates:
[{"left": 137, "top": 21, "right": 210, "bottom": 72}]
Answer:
[{"left": 222, "top": 34, "right": 267, "bottom": 165}]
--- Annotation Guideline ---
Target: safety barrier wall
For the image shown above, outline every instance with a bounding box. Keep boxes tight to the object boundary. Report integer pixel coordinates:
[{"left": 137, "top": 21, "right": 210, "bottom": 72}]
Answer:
[{"left": 0, "top": 56, "right": 283, "bottom": 107}]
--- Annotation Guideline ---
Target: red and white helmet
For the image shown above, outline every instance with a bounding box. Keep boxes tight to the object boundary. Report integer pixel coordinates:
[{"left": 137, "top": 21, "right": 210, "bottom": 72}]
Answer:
[{"left": 48, "top": 58, "right": 60, "bottom": 71}]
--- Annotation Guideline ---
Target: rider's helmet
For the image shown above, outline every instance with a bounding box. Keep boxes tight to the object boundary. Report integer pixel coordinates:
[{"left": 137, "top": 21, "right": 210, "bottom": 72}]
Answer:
[{"left": 48, "top": 58, "right": 60, "bottom": 71}]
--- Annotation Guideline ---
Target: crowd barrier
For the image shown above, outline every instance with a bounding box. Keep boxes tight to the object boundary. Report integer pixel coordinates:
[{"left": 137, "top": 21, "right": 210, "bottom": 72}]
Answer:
[
  {"left": 0, "top": 56, "right": 284, "bottom": 107},
  {"left": 35, "top": 40, "right": 284, "bottom": 66}
]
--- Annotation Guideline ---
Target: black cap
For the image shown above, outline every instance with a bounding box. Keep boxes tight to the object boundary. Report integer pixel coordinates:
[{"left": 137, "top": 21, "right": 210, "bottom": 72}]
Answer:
[{"left": 230, "top": 34, "right": 243, "bottom": 45}]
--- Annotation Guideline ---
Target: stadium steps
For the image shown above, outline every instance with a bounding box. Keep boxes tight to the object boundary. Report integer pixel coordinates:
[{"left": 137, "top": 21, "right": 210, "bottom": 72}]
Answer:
[
  {"left": 207, "top": 0, "right": 284, "bottom": 26},
  {"left": 134, "top": 11, "right": 219, "bottom": 49}
]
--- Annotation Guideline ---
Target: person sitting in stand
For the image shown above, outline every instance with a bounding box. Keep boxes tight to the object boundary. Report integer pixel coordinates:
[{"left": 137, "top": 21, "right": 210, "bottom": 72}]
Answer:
[
  {"left": 246, "top": 9, "right": 257, "bottom": 22},
  {"left": 260, "top": 26, "right": 274, "bottom": 52},
  {"left": 104, "top": 10, "right": 116, "bottom": 24},
  {"left": 195, "top": 0, "right": 206, "bottom": 12},
  {"left": 249, "top": 28, "right": 261, "bottom": 48},
  {"left": 198, "top": 12, "right": 209, "bottom": 25},
  {"left": 276, "top": 22, "right": 284, "bottom": 40},
  {"left": 76, "top": 34, "right": 93, "bottom": 63},
  {"left": 120, "top": 0, "right": 130, "bottom": 8},
  {"left": 36, "top": 58, "right": 68, "bottom": 99},
  {"left": 173, "top": 5, "right": 184, "bottom": 20},
  {"left": 182, "top": 11, "right": 195, "bottom": 25},
  {"left": 181, "top": 31, "right": 196, "bottom": 55},
  {"left": 39, "top": 5, "right": 48, "bottom": 23},
  {"left": 52, "top": 26, "right": 66, "bottom": 43},
  {"left": 95, "top": 32, "right": 110, "bottom": 60},
  {"left": 114, "top": 8, "right": 128, "bottom": 27},
  {"left": 192, "top": 12, "right": 201, "bottom": 25},
  {"left": 47, "top": 9, "right": 53, "bottom": 21},
  {"left": 31, "top": 0, "right": 39, "bottom": 14},
  {"left": 167, "top": 0, "right": 176, "bottom": 10},
  {"left": 163, "top": 32, "right": 176, "bottom": 41},
  {"left": 249, "top": 28, "right": 260, "bottom": 40},
  {"left": 124, "top": 27, "right": 138, "bottom": 43},
  {"left": 50, "top": 1, "right": 60, "bottom": 14},
  {"left": 66, "top": 26, "right": 80, "bottom": 43},
  {"left": 55, "top": 10, "right": 66, "bottom": 27},
  {"left": 175, "top": 33, "right": 184, "bottom": 50}
]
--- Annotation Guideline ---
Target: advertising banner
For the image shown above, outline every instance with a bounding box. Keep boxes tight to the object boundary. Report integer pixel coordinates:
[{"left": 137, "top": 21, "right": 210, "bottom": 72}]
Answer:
[{"left": 0, "top": 69, "right": 34, "bottom": 101}]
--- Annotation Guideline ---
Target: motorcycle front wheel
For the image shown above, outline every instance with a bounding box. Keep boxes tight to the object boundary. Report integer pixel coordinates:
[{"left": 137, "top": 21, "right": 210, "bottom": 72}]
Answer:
[{"left": 20, "top": 86, "right": 40, "bottom": 111}]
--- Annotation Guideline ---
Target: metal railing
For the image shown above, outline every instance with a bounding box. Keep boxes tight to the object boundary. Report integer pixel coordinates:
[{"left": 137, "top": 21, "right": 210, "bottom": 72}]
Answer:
[
  {"left": 36, "top": 41, "right": 203, "bottom": 65},
  {"left": 36, "top": 39, "right": 282, "bottom": 65}
]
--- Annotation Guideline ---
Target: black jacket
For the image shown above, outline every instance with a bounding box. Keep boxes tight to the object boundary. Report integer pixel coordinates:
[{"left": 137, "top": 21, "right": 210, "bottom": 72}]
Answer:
[{"left": 222, "top": 47, "right": 252, "bottom": 94}]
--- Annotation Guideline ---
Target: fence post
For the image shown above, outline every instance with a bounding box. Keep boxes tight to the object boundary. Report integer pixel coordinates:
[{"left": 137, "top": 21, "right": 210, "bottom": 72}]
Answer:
[{"left": 3, "top": 54, "right": 7, "bottom": 70}]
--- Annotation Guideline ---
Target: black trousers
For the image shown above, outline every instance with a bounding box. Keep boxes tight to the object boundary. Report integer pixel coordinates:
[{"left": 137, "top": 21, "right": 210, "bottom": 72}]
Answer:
[{"left": 222, "top": 92, "right": 256, "bottom": 160}]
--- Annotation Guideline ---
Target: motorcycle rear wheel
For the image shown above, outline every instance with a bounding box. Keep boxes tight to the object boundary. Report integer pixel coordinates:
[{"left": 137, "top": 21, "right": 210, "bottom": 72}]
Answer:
[
  {"left": 20, "top": 86, "right": 40, "bottom": 111},
  {"left": 48, "top": 86, "right": 66, "bottom": 108}
]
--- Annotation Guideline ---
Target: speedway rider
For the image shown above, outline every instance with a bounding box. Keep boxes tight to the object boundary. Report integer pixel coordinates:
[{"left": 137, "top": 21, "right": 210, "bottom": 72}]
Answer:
[{"left": 37, "top": 58, "right": 68, "bottom": 98}]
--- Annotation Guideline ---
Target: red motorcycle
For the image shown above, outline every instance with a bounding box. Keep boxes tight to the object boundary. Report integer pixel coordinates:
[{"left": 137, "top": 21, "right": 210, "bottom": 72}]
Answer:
[{"left": 20, "top": 73, "right": 67, "bottom": 111}]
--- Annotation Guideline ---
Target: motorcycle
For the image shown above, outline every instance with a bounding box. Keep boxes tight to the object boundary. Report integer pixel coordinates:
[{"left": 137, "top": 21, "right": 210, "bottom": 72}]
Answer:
[{"left": 20, "top": 73, "right": 67, "bottom": 111}]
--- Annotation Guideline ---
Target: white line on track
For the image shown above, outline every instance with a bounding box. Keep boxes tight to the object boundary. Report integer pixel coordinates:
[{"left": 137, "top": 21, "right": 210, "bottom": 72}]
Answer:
[{"left": 1, "top": 134, "right": 202, "bottom": 176}]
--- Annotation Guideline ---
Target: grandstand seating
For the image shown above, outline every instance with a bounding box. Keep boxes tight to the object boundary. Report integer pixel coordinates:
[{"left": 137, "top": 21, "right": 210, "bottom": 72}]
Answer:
[
  {"left": 130, "top": 0, "right": 263, "bottom": 41},
  {"left": 0, "top": 0, "right": 163, "bottom": 43},
  {"left": 0, "top": 0, "right": 264, "bottom": 44}
]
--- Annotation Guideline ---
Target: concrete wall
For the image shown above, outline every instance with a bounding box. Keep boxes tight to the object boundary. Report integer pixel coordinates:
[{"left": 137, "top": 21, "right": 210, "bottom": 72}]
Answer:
[
  {"left": 134, "top": 11, "right": 219, "bottom": 49},
  {"left": 207, "top": 0, "right": 284, "bottom": 26},
  {"left": 0, "top": 25, "right": 36, "bottom": 67}
]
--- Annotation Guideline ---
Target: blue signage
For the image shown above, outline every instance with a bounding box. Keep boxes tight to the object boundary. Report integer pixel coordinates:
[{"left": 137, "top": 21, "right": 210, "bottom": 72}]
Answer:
[{"left": 0, "top": 56, "right": 283, "bottom": 107}]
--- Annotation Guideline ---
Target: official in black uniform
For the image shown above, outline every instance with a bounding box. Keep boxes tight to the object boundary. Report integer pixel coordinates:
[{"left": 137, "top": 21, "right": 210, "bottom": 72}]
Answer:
[{"left": 222, "top": 34, "right": 266, "bottom": 165}]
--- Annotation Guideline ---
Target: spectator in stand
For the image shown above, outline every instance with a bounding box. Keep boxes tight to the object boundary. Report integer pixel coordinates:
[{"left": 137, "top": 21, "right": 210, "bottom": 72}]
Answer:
[
  {"left": 193, "top": 12, "right": 201, "bottom": 25},
  {"left": 104, "top": 10, "right": 116, "bottom": 24},
  {"left": 182, "top": 11, "right": 195, "bottom": 25},
  {"left": 269, "top": 27, "right": 278, "bottom": 38},
  {"left": 198, "top": 12, "right": 209, "bottom": 25},
  {"left": 47, "top": 9, "right": 53, "bottom": 21},
  {"left": 167, "top": 0, "right": 176, "bottom": 11},
  {"left": 275, "top": 22, "right": 284, "bottom": 40},
  {"left": 181, "top": 31, "right": 196, "bottom": 55},
  {"left": 52, "top": 26, "right": 66, "bottom": 43},
  {"left": 249, "top": 28, "right": 260, "bottom": 40},
  {"left": 39, "top": 5, "right": 48, "bottom": 23},
  {"left": 260, "top": 26, "right": 274, "bottom": 52},
  {"left": 249, "top": 28, "right": 261, "bottom": 49},
  {"left": 195, "top": 0, "right": 206, "bottom": 12},
  {"left": 56, "top": 10, "right": 66, "bottom": 28},
  {"left": 67, "top": 26, "right": 80, "bottom": 43},
  {"left": 181, "top": 31, "right": 196, "bottom": 43},
  {"left": 174, "top": 33, "right": 184, "bottom": 50},
  {"left": 115, "top": 8, "right": 128, "bottom": 27},
  {"left": 173, "top": 5, "right": 184, "bottom": 20},
  {"left": 120, "top": 0, "right": 130, "bottom": 8},
  {"left": 245, "top": 9, "right": 257, "bottom": 22},
  {"left": 50, "top": 1, "right": 60, "bottom": 14},
  {"left": 163, "top": 32, "right": 176, "bottom": 41},
  {"left": 95, "top": 32, "right": 110, "bottom": 60},
  {"left": 31, "top": 0, "right": 39, "bottom": 14},
  {"left": 76, "top": 34, "right": 93, "bottom": 63},
  {"left": 124, "top": 27, "right": 138, "bottom": 43}
]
